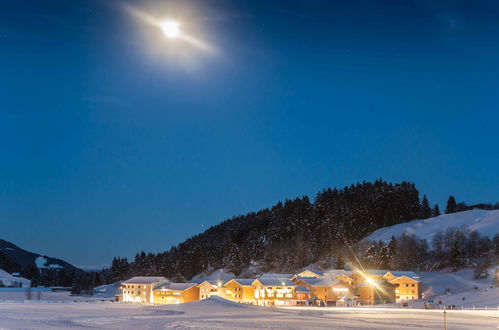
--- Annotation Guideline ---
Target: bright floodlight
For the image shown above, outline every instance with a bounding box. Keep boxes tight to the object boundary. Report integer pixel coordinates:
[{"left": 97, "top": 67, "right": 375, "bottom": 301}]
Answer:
[{"left": 161, "top": 20, "right": 180, "bottom": 38}]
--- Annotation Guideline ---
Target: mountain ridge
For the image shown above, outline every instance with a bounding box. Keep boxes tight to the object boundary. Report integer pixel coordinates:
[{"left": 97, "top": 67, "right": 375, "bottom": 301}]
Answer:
[{"left": 0, "top": 239, "right": 84, "bottom": 275}]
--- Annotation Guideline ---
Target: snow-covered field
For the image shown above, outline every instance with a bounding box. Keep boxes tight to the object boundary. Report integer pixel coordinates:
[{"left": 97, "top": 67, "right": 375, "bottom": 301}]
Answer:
[
  {"left": 0, "top": 288, "right": 114, "bottom": 303},
  {"left": 0, "top": 296, "right": 498, "bottom": 329}
]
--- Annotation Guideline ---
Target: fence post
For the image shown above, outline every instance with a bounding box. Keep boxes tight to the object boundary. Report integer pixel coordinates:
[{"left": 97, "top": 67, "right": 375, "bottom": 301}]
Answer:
[{"left": 443, "top": 308, "right": 448, "bottom": 330}]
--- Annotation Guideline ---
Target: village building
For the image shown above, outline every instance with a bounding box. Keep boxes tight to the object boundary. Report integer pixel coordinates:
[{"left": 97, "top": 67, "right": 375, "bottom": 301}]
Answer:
[
  {"left": 293, "top": 277, "right": 354, "bottom": 306},
  {"left": 252, "top": 278, "right": 296, "bottom": 306},
  {"left": 349, "top": 270, "right": 421, "bottom": 303},
  {"left": 389, "top": 276, "right": 421, "bottom": 302},
  {"left": 122, "top": 277, "right": 166, "bottom": 303},
  {"left": 121, "top": 269, "right": 422, "bottom": 306},
  {"left": 295, "top": 285, "right": 311, "bottom": 305},
  {"left": 222, "top": 279, "right": 255, "bottom": 304},
  {"left": 197, "top": 280, "right": 223, "bottom": 299},
  {"left": 355, "top": 279, "right": 396, "bottom": 304},
  {"left": 153, "top": 281, "right": 199, "bottom": 304}
]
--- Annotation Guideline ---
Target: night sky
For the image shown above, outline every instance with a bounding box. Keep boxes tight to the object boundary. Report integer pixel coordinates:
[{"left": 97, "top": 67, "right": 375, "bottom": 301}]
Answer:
[{"left": 1, "top": 0, "right": 499, "bottom": 268}]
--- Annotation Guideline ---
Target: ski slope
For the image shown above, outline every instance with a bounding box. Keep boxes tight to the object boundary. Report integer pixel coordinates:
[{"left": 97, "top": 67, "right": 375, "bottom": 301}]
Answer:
[{"left": 364, "top": 209, "right": 499, "bottom": 243}]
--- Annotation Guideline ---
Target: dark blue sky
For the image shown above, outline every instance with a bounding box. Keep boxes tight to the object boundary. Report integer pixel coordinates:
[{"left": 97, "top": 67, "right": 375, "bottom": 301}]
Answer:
[{"left": 1, "top": 0, "right": 499, "bottom": 268}]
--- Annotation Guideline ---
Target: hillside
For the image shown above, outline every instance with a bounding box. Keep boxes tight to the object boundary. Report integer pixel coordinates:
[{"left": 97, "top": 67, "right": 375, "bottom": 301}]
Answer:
[
  {"left": 0, "top": 268, "right": 31, "bottom": 287},
  {"left": 0, "top": 239, "right": 84, "bottom": 274},
  {"left": 105, "top": 180, "right": 424, "bottom": 282},
  {"left": 364, "top": 209, "right": 499, "bottom": 243}
]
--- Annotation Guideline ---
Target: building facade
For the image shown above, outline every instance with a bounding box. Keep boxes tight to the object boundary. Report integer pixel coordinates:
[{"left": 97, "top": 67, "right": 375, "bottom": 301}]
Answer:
[
  {"left": 122, "top": 277, "right": 166, "bottom": 303},
  {"left": 153, "top": 282, "right": 199, "bottom": 304}
]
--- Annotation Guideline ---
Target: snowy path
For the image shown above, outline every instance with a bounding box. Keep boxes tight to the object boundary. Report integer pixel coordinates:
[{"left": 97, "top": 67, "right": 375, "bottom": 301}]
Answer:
[{"left": 0, "top": 298, "right": 498, "bottom": 329}]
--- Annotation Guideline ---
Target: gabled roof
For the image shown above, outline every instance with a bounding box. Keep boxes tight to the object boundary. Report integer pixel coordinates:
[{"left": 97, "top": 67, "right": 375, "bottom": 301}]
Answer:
[
  {"left": 154, "top": 282, "right": 198, "bottom": 291},
  {"left": 255, "top": 278, "right": 295, "bottom": 286},
  {"left": 296, "top": 277, "right": 344, "bottom": 287},
  {"left": 293, "top": 277, "right": 322, "bottom": 285},
  {"left": 226, "top": 279, "right": 255, "bottom": 286},
  {"left": 361, "top": 270, "right": 420, "bottom": 279},
  {"left": 389, "top": 275, "right": 420, "bottom": 283},
  {"left": 196, "top": 280, "right": 220, "bottom": 287},
  {"left": 301, "top": 268, "right": 325, "bottom": 276},
  {"left": 260, "top": 273, "right": 293, "bottom": 279},
  {"left": 390, "top": 271, "right": 420, "bottom": 279},
  {"left": 322, "top": 269, "right": 354, "bottom": 277},
  {"left": 123, "top": 277, "right": 166, "bottom": 284},
  {"left": 313, "top": 279, "right": 343, "bottom": 287}
]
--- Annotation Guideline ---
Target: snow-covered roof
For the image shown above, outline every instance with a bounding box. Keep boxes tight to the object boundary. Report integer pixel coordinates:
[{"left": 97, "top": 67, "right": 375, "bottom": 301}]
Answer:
[
  {"left": 229, "top": 279, "right": 255, "bottom": 286},
  {"left": 295, "top": 277, "right": 343, "bottom": 287},
  {"left": 295, "top": 286, "right": 311, "bottom": 293},
  {"left": 301, "top": 268, "right": 324, "bottom": 276},
  {"left": 362, "top": 270, "right": 420, "bottom": 279},
  {"left": 323, "top": 269, "right": 354, "bottom": 277},
  {"left": 153, "top": 280, "right": 198, "bottom": 291},
  {"left": 123, "top": 277, "right": 166, "bottom": 284},
  {"left": 196, "top": 280, "right": 220, "bottom": 286},
  {"left": 390, "top": 271, "right": 420, "bottom": 279},
  {"left": 256, "top": 278, "right": 295, "bottom": 287},
  {"left": 293, "top": 277, "right": 322, "bottom": 285},
  {"left": 260, "top": 273, "right": 293, "bottom": 279},
  {"left": 313, "top": 279, "right": 343, "bottom": 287}
]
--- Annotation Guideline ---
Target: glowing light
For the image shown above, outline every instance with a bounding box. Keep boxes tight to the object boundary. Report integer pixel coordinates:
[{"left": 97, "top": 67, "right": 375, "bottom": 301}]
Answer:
[
  {"left": 124, "top": 5, "right": 216, "bottom": 55},
  {"left": 161, "top": 20, "right": 180, "bottom": 39}
]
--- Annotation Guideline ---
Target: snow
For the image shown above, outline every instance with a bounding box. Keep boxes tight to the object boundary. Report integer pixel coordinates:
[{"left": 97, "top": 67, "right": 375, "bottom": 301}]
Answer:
[
  {"left": 0, "top": 287, "right": 111, "bottom": 303},
  {"left": 256, "top": 278, "right": 295, "bottom": 286},
  {"left": 92, "top": 282, "right": 122, "bottom": 298},
  {"left": 191, "top": 268, "right": 235, "bottom": 284},
  {"left": 0, "top": 268, "right": 31, "bottom": 287},
  {"left": 155, "top": 282, "right": 198, "bottom": 291},
  {"left": 122, "top": 276, "right": 165, "bottom": 284},
  {"left": 364, "top": 209, "right": 499, "bottom": 243},
  {"left": 0, "top": 296, "right": 497, "bottom": 329},
  {"left": 260, "top": 273, "right": 293, "bottom": 279},
  {"left": 35, "top": 256, "right": 63, "bottom": 269},
  {"left": 229, "top": 279, "right": 255, "bottom": 286}
]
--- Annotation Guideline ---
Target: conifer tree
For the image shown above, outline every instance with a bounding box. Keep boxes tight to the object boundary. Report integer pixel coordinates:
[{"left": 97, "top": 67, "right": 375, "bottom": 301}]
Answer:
[
  {"left": 432, "top": 204, "right": 440, "bottom": 217},
  {"left": 420, "top": 195, "right": 432, "bottom": 219},
  {"left": 446, "top": 196, "right": 457, "bottom": 214}
]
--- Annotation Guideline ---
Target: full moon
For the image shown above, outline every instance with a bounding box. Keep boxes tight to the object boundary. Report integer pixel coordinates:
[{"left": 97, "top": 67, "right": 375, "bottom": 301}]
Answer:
[{"left": 161, "top": 20, "right": 180, "bottom": 39}]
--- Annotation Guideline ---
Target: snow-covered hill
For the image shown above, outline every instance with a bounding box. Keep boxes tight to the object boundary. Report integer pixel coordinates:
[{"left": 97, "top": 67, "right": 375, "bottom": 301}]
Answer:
[
  {"left": 0, "top": 268, "right": 30, "bottom": 287},
  {"left": 364, "top": 209, "right": 499, "bottom": 243}
]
